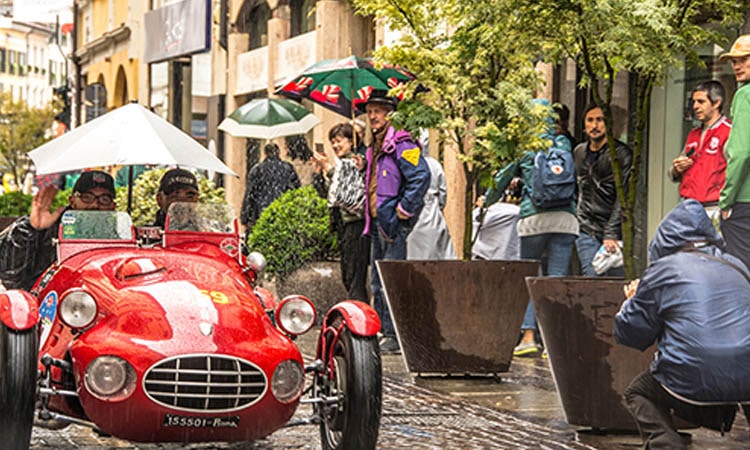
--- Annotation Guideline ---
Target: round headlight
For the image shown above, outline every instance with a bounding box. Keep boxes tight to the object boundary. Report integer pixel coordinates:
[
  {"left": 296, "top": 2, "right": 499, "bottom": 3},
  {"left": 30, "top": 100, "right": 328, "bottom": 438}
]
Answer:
[
  {"left": 85, "top": 356, "right": 136, "bottom": 401},
  {"left": 276, "top": 296, "right": 316, "bottom": 335},
  {"left": 271, "top": 359, "right": 304, "bottom": 403},
  {"left": 59, "top": 290, "right": 98, "bottom": 328}
]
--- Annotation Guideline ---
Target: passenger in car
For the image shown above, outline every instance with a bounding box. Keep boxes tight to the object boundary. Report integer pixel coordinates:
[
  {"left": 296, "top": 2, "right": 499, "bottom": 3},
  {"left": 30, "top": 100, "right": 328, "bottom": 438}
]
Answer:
[
  {"left": 0, "top": 170, "right": 116, "bottom": 290},
  {"left": 152, "top": 168, "right": 200, "bottom": 228}
]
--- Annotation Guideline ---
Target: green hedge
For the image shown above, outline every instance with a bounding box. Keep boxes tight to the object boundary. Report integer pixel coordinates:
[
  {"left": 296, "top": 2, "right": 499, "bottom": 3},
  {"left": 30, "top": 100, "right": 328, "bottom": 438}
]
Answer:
[
  {"left": 0, "top": 191, "right": 32, "bottom": 216},
  {"left": 0, "top": 169, "right": 226, "bottom": 224},
  {"left": 247, "top": 186, "right": 336, "bottom": 279}
]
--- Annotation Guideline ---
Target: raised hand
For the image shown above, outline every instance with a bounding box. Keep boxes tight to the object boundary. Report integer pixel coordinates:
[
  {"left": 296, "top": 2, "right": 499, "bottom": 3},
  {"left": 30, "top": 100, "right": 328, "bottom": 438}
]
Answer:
[{"left": 30, "top": 185, "right": 66, "bottom": 230}]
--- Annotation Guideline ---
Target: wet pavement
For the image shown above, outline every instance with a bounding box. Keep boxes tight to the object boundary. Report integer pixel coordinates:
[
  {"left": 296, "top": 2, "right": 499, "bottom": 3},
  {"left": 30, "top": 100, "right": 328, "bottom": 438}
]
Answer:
[
  {"left": 29, "top": 331, "right": 750, "bottom": 449},
  {"left": 410, "top": 354, "right": 750, "bottom": 449}
]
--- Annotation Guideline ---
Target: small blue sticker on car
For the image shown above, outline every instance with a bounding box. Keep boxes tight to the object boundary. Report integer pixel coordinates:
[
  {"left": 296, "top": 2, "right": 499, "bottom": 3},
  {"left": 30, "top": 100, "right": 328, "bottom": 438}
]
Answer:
[{"left": 39, "top": 291, "right": 58, "bottom": 348}]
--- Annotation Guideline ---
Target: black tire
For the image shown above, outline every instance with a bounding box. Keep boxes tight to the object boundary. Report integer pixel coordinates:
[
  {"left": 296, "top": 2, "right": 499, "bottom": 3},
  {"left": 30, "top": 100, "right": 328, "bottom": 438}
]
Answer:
[
  {"left": 0, "top": 324, "right": 38, "bottom": 450},
  {"left": 320, "top": 325, "right": 382, "bottom": 450}
]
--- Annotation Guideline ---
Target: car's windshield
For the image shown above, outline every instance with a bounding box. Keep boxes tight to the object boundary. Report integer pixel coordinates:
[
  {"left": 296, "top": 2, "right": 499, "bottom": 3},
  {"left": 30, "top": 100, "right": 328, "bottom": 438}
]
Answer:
[
  {"left": 60, "top": 210, "right": 134, "bottom": 240},
  {"left": 166, "top": 202, "right": 235, "bottom": 233}
]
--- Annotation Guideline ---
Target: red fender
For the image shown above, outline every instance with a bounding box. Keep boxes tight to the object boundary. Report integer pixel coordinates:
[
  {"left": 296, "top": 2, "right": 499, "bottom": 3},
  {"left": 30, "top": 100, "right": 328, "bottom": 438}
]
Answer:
[
  {"left": 255, "top": 286, "right": 276, "bottom": 310},
  {"left": 0, "top": 290, "right": 39, "bottom": 331},
  {"left": 323, "top": 300, "right": 381, "bottom": 337}
]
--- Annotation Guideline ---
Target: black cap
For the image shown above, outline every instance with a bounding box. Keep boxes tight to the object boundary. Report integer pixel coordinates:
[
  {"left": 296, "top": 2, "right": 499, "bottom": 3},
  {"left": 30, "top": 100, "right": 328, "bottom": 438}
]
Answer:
[
  {"left": 73, "top": 170, "right": 115, "bottom": 196},
  {"left": 365, "top": 89, "right": 398, "bottom": 110},
  {"left": 158, "top": 168, "right": 199, "bottom": 195}
]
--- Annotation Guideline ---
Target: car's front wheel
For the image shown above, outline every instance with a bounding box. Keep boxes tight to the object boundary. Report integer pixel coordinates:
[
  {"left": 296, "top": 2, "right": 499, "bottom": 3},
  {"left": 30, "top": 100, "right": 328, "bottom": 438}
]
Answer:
[
  {"left": 319, "top": 324, "right": 382, "bottom": 450},
  {"left": 0, "top": 323, "right": 38, "bottom": 450}
]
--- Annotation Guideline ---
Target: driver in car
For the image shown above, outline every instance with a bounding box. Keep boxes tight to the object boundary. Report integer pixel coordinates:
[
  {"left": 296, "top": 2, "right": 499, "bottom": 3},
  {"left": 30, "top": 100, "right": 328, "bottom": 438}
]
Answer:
[
  {"left": 152, "top": 168, "right": 200, "bottom": 228},
  {"left": 0, "top": 170, "right": 116, "bottom": 290}
]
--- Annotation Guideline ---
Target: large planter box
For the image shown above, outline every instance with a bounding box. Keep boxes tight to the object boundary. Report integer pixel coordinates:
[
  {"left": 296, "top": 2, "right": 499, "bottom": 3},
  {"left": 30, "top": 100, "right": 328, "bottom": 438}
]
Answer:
[
  {"left": 377, "top": 260, "right": 539, "bottom": 375},
  {"left": 275, "top": 261, "right": 348, "bottom": 323},
  {"left": 526, "top": 276, "right": 652, "bottom": 431}
]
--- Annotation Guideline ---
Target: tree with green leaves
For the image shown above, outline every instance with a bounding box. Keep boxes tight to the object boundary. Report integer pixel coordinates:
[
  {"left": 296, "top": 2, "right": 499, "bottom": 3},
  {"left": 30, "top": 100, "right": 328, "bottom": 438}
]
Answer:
[
  {"left": 354, "top": 0, "right": 748, "bottom": 276},
  {"left": 506, "top": 0, "right": 748, "bottom": 277},
  {"left": 0, "top": 92, "right": 59, "bottom": 189},
  {"left": 351, "top": 0, "right": 555, "bottom": 258}
]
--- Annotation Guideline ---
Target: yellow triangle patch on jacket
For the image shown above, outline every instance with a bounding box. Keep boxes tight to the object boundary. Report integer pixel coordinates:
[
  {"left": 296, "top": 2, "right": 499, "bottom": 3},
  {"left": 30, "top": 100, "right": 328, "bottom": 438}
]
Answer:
[{"left": 401, "top": 147, "right": 421, "bottom": 166}]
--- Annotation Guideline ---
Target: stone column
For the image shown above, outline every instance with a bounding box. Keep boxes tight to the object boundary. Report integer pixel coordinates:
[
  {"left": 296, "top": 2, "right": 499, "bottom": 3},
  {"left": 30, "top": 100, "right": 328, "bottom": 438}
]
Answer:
[
  {"left": 267, "top": 10, "right": 291, "bottom": 159},
  {"left": 312, "top": 0, "right": 347, "bottom": 147},
  {"left": 224, "top": 32, "right": 250, "bottom": 216}
]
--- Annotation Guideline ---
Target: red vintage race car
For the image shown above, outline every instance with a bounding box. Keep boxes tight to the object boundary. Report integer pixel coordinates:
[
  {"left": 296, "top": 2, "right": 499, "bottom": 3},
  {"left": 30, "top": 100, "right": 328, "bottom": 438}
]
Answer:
[{"left": 0, "top": 203, "right": 382, "bottom": 450}]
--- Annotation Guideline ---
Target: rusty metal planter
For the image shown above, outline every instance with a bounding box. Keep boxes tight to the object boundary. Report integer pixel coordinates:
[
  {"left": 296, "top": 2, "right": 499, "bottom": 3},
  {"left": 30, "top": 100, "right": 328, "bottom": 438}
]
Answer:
[
  {"left": 377, "top": 260, "right": 539, "bottom": 375},
  {"left": 526, "top": 276, "right": 653, "bottom": 431}
]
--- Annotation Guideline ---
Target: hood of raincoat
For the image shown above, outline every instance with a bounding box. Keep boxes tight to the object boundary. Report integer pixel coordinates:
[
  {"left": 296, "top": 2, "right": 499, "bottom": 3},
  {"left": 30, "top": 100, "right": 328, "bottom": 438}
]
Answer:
[{"left": 647, "top": 199, "right": 722, "bottom": 262}]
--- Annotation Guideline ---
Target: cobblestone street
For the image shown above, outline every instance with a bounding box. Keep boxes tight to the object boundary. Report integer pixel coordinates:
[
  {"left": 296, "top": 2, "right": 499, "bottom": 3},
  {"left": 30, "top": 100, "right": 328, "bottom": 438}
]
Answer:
[
  {"left": 30, "top": 367, "right": 595, "bottom": 450},
  {"left": 29, "top": 349, "right": 750, "bottom": 449}
]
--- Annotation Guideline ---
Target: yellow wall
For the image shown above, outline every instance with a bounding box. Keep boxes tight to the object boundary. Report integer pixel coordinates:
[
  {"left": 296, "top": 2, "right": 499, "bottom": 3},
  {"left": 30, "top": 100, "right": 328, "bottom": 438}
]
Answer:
[
  {"left": 83, "top": 50, "right": 139, "bottom": 110},
  {"left": 92, "top": 0, "right": 109, "bottom": 38},
  {"left": 114, "top": 0, "right": 129, "bottom": 26}
]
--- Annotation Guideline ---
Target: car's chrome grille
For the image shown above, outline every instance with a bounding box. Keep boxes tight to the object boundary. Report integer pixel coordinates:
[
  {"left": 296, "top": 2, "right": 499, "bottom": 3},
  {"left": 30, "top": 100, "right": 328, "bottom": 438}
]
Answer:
[{"left": 143, "top": 354, "right": 267, "bottom": 412}]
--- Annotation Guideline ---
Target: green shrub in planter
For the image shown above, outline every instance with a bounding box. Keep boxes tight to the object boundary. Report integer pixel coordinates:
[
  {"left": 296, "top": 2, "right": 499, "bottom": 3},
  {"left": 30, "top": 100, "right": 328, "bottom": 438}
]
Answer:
[{"left": 248, "top": 186, "right": 336, "bottom": 279}]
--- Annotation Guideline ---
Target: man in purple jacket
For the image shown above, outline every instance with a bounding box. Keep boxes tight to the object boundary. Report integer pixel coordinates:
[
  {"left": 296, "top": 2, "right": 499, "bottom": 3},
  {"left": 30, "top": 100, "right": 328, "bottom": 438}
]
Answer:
[{"left": 364, "top": 90, "right": 431, "bottom": 354}]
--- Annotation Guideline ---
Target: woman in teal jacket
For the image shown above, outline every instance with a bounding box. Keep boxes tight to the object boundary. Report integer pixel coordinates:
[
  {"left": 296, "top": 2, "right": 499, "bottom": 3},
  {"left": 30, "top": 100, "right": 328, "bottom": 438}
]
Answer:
[{"left": 485, "top": 107, "right": 578, "bottom": 357}]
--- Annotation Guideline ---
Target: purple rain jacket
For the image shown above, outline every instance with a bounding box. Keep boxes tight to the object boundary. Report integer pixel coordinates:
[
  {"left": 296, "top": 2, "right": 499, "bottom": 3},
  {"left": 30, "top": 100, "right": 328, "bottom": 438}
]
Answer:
[
  {"left": 614, "top": 199, "right": 750, "bottom": 403},
  {"left": 363, "top": 126, "right": 431, "bottom": 241}
]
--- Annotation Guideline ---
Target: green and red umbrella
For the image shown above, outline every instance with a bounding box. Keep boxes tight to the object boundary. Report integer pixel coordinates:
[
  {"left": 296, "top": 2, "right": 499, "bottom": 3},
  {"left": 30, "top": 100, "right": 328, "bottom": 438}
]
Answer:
[{"left": 277, "top": 56, "right": 415, "bottom": 118}]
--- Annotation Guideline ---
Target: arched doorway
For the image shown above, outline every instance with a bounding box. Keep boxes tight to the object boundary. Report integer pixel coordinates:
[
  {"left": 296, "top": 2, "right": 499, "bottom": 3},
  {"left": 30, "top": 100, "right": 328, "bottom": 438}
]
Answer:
[{"left": 113, "top": 66, "right": 128, "bottom": 107}]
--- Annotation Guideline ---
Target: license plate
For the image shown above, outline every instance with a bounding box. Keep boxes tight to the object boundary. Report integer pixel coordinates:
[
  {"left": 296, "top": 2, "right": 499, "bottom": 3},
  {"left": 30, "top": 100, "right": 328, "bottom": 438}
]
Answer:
[{"left": 163, "top": 414, "right": 240, "bottom": 428}]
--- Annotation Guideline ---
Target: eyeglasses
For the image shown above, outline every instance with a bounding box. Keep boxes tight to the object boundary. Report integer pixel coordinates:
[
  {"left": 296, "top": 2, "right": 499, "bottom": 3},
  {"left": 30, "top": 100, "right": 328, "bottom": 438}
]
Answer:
[{"left": 74, "top": 191, "right": 114, "bottom": 206}]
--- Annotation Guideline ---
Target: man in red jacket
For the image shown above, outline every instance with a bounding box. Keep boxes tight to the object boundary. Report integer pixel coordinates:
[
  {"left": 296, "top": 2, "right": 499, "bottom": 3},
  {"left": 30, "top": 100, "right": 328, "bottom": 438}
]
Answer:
[{"left": 670, "top": 80, "right": 730, "bottom": 219}]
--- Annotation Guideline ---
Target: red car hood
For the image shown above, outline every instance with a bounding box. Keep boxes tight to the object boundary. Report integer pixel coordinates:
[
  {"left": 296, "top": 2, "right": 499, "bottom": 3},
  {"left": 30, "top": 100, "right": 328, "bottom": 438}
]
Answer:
[{"left": 40, "top": 244, "right": 283, "bottom": 357}]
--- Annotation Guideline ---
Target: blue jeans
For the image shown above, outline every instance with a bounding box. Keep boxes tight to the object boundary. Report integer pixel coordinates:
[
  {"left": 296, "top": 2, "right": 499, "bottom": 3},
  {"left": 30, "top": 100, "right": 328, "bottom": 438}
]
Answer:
[
  {"left": 520, "top": 233, "right": 576, "bottom": 331},
  {"left": 370, "top": 217, "right": 409, "bottom": 338},
  {"left": 576, "top": 232, "right": 625, "bottom": 277}
]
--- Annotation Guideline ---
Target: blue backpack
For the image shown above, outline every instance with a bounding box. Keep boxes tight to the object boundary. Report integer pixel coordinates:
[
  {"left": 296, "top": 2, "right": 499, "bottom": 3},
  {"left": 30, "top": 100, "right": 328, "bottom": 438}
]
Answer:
[{"left": 530, "top": 147, "right": 576, "bottom": 209}]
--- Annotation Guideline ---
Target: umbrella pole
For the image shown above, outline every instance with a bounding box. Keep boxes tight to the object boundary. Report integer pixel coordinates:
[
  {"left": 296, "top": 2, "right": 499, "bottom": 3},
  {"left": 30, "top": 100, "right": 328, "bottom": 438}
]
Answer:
[{"left": 127, "top": 165, "right": 133, "bottom": 214}]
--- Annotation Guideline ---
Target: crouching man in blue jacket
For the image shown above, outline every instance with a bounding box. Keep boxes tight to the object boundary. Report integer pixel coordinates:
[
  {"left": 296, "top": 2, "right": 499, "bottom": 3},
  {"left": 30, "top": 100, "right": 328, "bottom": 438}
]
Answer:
[{"left": 615, "top": 199, "right": 750, "bottom": 449}]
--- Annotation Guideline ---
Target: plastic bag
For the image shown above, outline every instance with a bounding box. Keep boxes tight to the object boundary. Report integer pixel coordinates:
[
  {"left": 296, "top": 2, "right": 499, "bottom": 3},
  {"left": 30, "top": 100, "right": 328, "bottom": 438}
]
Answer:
[
  {"left": 592, "top": 241, "right": 624, "bottom": 275},
  {"left": 327, "top": 158, "right": 365, "bottom": 215}
]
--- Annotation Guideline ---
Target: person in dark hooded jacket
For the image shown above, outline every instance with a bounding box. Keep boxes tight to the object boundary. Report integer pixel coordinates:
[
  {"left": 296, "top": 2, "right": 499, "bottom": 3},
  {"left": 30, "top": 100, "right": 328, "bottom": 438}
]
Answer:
[
  {"left": 241, "top": 143, "right": 301, "bottom": 229},
  {"left": 615, "top": 199, "right": 750, "bottom": 449}
]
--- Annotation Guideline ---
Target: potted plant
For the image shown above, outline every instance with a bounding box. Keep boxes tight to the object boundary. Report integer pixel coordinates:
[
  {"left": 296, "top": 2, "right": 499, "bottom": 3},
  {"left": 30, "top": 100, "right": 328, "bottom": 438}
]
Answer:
[{"left": 247, "top": 186, "right": 341, "bottom": 315}]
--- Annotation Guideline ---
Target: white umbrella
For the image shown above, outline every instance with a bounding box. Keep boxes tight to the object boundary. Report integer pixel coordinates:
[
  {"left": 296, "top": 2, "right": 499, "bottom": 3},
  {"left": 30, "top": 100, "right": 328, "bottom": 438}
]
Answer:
[
  {"left": 218, "top": 98, "right": 320, "bottom": 139},
  {"left": 28, "top": 103, "right": 236, "bottom": 176}
]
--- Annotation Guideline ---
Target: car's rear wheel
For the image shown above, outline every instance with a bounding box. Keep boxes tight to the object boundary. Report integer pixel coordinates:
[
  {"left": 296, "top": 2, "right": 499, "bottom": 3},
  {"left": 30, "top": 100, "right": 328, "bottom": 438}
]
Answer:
[
  {"left": 320, "top": 324, "right": 382, "bottom": 450},
  {"left": 0, "top": 323, "right": 38, "bottom": 450}
]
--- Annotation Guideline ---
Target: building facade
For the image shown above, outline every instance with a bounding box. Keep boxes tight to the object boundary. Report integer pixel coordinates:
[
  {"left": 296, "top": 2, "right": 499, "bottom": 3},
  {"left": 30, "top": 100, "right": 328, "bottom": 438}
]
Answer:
[
  {"left": 74, "top": 0, "right": 148, "bottom": 125},
  {"left": 0, "top": 17, "right": 67, "bottom": 109}
]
